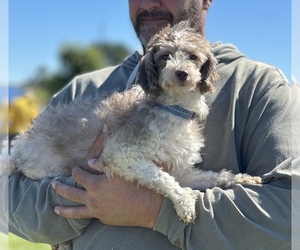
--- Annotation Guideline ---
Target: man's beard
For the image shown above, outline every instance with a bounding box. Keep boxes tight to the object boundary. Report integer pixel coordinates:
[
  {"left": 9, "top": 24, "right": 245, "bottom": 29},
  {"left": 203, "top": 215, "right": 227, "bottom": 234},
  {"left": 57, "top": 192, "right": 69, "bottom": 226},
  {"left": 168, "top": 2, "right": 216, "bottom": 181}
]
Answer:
[
  {"left": 132, "top": 0, "right": 202, "bottom": 48},
  {"left": 134, "top": 11, "right": 174, "bottom": 47}
]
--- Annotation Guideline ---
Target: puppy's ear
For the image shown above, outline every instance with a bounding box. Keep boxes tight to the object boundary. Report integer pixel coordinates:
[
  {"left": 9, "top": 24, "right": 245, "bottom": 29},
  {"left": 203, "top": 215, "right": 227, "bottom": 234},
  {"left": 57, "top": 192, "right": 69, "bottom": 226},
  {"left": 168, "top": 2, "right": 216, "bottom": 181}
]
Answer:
[
  {"left": 199, "top": 53, "right": 218, "bottom": 94},
  {"left": 137, "top": 47, "right": 160, "bottom": 95}
]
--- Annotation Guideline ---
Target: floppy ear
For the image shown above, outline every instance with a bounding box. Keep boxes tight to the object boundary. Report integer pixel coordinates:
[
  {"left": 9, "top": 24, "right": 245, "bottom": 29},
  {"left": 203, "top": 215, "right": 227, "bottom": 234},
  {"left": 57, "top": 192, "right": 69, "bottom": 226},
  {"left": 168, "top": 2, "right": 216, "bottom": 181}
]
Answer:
[
  {"left": 137, "top": 47, "right": 161, "bottom": 95},
  {"left": 199, "top": 53, "right": 218, "bottom": 94}
]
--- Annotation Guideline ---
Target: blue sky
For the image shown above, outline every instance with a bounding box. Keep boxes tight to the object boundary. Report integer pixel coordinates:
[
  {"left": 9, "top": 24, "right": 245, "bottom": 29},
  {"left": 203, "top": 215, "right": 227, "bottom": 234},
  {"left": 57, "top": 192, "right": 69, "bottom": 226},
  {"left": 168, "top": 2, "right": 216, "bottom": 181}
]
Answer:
[{"left": 9, "top": 0, "right": 295, "bottom": 86}]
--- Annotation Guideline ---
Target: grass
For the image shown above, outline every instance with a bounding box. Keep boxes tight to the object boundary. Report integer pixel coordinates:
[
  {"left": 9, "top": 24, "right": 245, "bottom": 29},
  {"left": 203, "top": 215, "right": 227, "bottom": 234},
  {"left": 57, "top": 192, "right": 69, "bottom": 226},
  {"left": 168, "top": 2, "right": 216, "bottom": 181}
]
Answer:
[{"left": 7, "top": 233, "right": 51, "bottom": 250}]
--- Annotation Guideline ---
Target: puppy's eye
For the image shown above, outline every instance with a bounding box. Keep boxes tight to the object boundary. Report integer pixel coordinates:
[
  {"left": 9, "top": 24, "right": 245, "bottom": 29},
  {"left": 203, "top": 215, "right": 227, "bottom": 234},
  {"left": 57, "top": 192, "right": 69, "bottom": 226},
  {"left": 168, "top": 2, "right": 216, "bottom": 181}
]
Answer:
[
  {"left": 189, "top": 55, "right": 198, "bottom": 60},
  {"left": 161, "top": 54, "right": 170, "bottom": 61}
]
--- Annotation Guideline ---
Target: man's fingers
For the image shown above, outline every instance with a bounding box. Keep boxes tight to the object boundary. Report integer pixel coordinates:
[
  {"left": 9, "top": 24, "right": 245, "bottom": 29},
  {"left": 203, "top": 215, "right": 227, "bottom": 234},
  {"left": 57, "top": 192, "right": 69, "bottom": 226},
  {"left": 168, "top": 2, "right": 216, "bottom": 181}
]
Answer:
[
  {"left": 52, "top": 179, "right": 86, "bottom": 203},
  {"left": 83, "top": 124, "right": 109, "bottom": 172},
  {"left": 71, "top": 166, "right": 104, "bottom": 190},
  {"left": 87, "top": 159, "right": 107, "bottom": 173},
  {"left": 54, "top": 205, "right": 92, "bottom": 219}
]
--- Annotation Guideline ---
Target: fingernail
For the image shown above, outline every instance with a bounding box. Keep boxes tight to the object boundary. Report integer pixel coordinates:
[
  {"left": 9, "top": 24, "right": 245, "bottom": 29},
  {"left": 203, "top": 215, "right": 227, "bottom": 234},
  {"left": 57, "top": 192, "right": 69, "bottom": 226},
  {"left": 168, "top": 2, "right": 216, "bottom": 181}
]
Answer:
[
  {"left": 88, "top": 158, "right": 96, "bottom": 167},
  {"left": 52, "top": 181, "right": 56, "bottom": 190},
  {"left": 103, "top": 124, "right": 108, "bottom": 133},
  {"left": 54, "top": 207, "right": 60, "bottom": 215}
]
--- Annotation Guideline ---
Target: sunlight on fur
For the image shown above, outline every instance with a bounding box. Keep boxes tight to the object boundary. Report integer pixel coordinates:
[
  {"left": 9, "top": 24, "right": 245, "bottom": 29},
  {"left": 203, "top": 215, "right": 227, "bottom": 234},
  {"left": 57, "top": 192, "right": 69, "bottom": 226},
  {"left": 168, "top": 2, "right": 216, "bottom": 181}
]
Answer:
[{"left": 6, "top": 22, "right": 262, "bottom": 250}]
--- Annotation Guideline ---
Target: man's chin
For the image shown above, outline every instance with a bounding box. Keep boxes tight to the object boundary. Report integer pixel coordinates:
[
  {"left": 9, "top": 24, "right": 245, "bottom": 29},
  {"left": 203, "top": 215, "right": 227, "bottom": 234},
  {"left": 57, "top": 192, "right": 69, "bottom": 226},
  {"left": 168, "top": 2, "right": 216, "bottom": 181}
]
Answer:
[{"left": 138, "top": 21, "right": 171, "bottom": 45}]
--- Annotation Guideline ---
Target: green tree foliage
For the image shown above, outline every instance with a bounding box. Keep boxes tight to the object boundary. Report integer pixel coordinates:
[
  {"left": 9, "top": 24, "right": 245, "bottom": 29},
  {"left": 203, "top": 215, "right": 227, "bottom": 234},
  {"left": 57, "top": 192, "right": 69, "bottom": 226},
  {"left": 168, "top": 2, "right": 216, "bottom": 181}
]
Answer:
[{"left": 26, "top": 43, "right": 131, "bottom": 97}]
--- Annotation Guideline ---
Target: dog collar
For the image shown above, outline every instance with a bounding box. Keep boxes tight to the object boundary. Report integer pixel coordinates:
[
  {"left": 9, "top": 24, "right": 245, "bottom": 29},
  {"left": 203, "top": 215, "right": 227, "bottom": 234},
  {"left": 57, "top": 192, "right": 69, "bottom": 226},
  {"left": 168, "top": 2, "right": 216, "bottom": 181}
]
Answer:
[{"left": 155, "top": 102, "right": 195, "bottom": 120}]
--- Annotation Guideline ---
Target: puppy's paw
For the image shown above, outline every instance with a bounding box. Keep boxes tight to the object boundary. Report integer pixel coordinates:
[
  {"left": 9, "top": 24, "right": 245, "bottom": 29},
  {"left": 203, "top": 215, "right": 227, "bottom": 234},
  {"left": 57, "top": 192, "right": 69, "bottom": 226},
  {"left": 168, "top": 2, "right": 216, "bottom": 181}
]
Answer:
[
  {"left": 173, "top": 187, "right": 197, "bottom": 224},
  {"left": 216, "top": 170, "right": 261, "bottom": 188},
  {"left": 234, "top": 174, "right": 262, "bottom": 185}
]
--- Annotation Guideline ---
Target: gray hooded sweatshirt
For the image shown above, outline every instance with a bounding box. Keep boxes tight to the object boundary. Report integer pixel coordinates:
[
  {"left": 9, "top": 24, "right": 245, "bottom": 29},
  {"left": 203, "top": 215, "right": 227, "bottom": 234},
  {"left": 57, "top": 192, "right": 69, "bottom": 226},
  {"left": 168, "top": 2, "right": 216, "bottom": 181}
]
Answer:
[{"left": 6, "top": 43, "right": 294, "bottom": 249}]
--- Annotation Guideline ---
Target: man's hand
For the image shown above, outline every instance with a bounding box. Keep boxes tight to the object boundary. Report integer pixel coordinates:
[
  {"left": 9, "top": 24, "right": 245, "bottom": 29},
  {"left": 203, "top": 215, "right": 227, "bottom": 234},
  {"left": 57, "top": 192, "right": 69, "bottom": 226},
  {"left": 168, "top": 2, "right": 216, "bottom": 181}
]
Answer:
[
  {"left": 52, "top": 168, "right": 163, "bottom": 228},
  {"left": 52, "top": 124, "right": 163, "bottom": 229}
]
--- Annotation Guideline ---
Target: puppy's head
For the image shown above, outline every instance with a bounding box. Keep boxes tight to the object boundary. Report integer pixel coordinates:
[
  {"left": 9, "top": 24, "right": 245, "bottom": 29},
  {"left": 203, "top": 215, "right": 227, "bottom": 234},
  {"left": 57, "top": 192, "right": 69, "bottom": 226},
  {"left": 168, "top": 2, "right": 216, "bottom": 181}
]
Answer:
[{"left": 138, "top": 21, "right": 218, "bottom": 96}]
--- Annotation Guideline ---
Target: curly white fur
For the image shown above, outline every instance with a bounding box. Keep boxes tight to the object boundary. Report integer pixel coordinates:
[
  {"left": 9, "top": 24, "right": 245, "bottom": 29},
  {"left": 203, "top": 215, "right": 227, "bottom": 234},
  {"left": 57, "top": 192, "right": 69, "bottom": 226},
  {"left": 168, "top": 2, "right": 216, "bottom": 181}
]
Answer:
[{"left": 8, "top": 22, "right": 261, "bottom": 230}]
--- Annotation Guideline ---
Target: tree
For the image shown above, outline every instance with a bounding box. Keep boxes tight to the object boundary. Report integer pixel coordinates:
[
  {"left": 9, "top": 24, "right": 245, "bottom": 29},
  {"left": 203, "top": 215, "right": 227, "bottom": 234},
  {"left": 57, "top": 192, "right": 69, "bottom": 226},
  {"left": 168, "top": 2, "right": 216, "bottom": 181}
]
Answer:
[{"left": 26, "top": 42, "right": 131, "bottom": 97}]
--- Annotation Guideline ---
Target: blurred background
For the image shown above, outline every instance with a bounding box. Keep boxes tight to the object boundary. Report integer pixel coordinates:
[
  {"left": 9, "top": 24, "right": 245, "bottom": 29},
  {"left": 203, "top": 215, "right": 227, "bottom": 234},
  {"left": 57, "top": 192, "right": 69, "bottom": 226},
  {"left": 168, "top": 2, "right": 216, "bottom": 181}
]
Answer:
[
  {"left": 0, "top": 0, "right": 296, "bottom": 249},
  {"left": 5, "top": 1, "right": 294, "bottom": 138},
  {"left": 3, "top": 1, "right": 293, "bottom": 147},
  {"left": 6, "top": 1, "right": 293, "bottom": 135},
  {"left": 9, "top": 1, "right": 293, "bottom": 89}
]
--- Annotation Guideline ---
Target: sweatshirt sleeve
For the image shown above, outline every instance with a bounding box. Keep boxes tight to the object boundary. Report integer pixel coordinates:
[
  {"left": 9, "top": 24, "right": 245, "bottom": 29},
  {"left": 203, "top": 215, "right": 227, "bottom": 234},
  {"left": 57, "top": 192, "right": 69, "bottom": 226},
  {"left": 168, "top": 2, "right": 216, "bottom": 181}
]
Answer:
[
  {"left": 153, "top": 66, "right": 293, "bottom": 249},
  {"left": 8, "top": 173, "right": 92, "bottom": 245},
  {"left": 154, "top": 161, "right": 291, "bottom": 249}
]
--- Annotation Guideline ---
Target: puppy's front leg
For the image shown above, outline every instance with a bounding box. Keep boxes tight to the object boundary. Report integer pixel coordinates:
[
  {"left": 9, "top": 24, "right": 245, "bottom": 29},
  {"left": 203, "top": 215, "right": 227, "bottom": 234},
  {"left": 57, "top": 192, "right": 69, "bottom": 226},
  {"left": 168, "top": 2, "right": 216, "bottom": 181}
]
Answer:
[{"left": 98, "top": 159, "right": 197, "bottom": 224}]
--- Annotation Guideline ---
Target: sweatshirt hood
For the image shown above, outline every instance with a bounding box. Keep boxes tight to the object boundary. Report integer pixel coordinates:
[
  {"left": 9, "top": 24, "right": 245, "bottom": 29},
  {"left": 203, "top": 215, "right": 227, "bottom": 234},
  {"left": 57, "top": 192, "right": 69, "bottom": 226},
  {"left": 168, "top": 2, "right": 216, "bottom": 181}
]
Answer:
[{"left": 211, "top": 42, "right": 245, "bottom": 64}]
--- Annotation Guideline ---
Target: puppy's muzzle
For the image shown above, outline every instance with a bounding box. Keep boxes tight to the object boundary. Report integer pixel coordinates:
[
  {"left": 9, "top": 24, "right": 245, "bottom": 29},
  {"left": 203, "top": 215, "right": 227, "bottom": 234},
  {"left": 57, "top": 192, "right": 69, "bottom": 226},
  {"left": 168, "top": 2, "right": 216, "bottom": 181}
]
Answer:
[{"left": 175, "top": 70, "right": 188, "bottom": 81}]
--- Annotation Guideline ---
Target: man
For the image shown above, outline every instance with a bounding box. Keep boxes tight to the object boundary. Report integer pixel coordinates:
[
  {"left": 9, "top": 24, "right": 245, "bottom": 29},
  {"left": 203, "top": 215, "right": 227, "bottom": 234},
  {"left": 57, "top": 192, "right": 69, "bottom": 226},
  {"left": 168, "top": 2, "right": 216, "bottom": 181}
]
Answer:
[{"left": 7, "top": 0, "right": 294, "bottom": 249}]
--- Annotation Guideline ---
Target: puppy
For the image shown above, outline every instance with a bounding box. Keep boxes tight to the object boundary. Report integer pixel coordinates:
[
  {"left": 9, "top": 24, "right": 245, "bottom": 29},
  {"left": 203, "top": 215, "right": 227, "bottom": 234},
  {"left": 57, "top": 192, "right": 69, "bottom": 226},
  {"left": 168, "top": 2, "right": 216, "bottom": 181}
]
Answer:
[{"left": 9, "top": 21, "right": 261, "bottom": 230}]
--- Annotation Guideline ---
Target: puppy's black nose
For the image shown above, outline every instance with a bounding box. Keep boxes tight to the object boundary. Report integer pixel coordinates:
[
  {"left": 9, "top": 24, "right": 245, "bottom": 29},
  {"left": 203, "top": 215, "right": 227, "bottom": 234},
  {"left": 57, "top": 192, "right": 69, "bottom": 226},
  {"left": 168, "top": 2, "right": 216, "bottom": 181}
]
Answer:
[{"left": 175, "top": 70, "right": 188, "bottom": 81}]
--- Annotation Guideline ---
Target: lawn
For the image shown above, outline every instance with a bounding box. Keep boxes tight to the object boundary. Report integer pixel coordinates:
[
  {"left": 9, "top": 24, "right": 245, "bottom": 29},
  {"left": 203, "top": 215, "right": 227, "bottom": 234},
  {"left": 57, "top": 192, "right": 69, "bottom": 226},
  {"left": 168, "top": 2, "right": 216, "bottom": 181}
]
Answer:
[{"left": 8, "top": 233, "right": 51, "bottom": 250}]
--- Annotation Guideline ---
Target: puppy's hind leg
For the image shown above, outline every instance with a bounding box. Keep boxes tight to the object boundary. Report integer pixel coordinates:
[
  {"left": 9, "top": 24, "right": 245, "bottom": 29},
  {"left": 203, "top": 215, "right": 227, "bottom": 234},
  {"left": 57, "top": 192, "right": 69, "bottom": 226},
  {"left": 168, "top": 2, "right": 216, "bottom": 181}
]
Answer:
[
  {"left": 101, "top": 159, "right": 197, "bottom": 224},
  {"left": 175, "top": 168, "right": 262, "bottom": 191}
]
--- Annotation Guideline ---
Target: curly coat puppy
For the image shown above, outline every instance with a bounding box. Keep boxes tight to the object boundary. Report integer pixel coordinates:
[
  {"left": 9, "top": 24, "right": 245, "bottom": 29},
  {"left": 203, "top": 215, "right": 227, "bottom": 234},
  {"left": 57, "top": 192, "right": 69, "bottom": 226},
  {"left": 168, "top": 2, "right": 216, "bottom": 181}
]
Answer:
[{"left": 9, "top": 22, "right": 261, "bottom": 228}]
